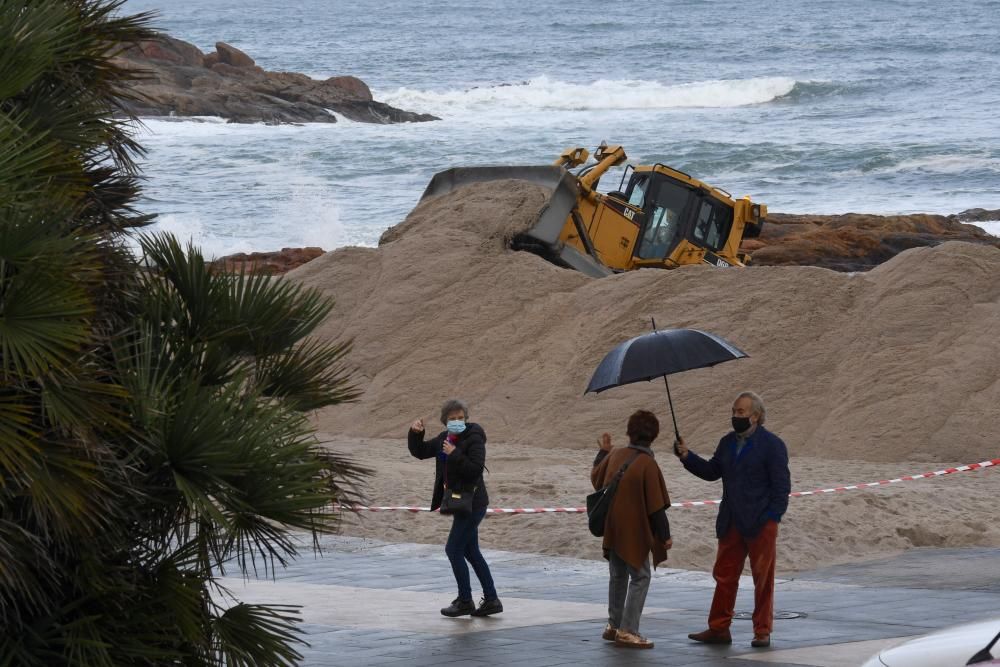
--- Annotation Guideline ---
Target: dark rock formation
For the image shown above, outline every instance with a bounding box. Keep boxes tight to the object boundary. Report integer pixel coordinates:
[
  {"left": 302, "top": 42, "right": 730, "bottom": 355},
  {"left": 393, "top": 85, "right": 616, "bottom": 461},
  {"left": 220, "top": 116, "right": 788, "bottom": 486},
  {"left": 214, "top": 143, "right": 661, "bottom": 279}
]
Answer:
[
  {"left": 209, "top": 247, "right": 325, "bottom": 274},
  {"left": 953, "top": 208, "right": 1000, "bottom": 223},
  {"left": 113, "top": 35, "right": 438, "bottom": 124},
  {"left": 745, "top": 212, "right": 1000, "bottom": 271}
]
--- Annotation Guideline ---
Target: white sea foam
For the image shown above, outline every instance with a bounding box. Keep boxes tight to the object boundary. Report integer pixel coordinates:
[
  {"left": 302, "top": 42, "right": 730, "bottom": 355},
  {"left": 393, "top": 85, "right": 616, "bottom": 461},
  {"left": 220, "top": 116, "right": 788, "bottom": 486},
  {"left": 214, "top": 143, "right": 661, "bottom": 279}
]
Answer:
[
  {"left": 972, "top": 220, "right": 1000, "bottom": 237},
  {"left": 276, "top": 175, "right": 349, "bottom": 249},
  {"left": 323, "top": 108, "right": 361, "bottom": 123},
  {"left": 871, "top": 155, "right": 1000, "bottom": 176},
  {"left": 127, "top": 214, "right": 255, "bottom": 260},
  {"left": 377, "top": 75, "right": 800, "bottom": 116},
  {"left": 131, "top": 171, "right": 351, "bottom": 259}
]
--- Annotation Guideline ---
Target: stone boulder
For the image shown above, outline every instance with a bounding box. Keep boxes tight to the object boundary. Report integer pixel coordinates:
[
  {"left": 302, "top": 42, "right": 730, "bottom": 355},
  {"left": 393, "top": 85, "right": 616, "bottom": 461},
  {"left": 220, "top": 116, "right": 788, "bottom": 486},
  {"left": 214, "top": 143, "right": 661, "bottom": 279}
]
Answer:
[
  {"left": 112, "top": 34, "right": 438, "bottom": 124},
  {"left": 120, "top": 38, "right": 204, "bottom": 67},
  {"left": 955, "top": 208, "right": 1000, "bottom": 222},
  {"left": 209, "top": 247, "right": 326, "bottom": 275},
  {"left": 745, "top": 212, "right": 1000, "bottom": 271},
  {"left": 215, "top": 42, "right": 255, "bottom": 68}
]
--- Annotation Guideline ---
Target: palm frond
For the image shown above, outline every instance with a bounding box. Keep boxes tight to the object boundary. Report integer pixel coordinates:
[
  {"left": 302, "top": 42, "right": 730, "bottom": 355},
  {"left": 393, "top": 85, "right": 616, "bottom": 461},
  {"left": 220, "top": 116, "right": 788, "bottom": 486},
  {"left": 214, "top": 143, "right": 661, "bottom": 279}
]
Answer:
[
  {"left": 0, "top": 229, "right": 99, "bottom": 379},
  {"left": 257, "top": 337, "right": 362, "bottom": 411},
  {"left": 0, "top": 1, "right": 77, "bottom": 99},
  {"left": 0, "top": 389, "right": 40, "bottom": 481},
  {"left": 221, "top": 269, "right": 335, "bottom": 357},
  {"left": 211, "top": 602, "right": 306, "bottom": 667}
]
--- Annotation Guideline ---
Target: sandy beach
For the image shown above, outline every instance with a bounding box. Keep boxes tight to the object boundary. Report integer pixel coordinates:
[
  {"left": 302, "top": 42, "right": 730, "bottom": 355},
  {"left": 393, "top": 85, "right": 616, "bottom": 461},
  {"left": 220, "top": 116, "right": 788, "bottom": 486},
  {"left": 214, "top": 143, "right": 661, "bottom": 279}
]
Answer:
[
  {"left": 286, "top": 181, "right": 1000, "bottom": 575},
  {"left": 324, "top": 436, "right": 999, "bottom": 575}
]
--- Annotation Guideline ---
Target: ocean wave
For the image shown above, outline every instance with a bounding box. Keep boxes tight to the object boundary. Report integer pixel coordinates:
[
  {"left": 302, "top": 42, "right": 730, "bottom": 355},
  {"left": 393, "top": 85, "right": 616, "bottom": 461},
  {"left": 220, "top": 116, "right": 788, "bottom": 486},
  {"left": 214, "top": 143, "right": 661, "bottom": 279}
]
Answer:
[
  {"left": 972, "top": 220, "right": 1000, "bottom": 237},
  {"left": 776, "top": 80, "right": 851, "bottom": 102},
  {"left": 131, "top": 167, "right": 352, "bottom": 258},
  {"left": 126, "top": 214, "right": 257, "bottom": 260},
  {"left": 377, "top": 75, "right": 800, "bottom": 115},
  {"left": 866, "top": 155, "right": 1000, "bottom": 176}
]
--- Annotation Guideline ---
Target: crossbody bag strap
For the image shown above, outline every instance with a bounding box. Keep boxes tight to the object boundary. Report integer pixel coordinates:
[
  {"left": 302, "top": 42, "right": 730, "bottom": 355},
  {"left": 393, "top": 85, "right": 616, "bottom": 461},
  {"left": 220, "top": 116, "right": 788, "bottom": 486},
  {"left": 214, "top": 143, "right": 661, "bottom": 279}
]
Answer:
[
  {"left": 612, "top": 451, "right": 643, "bottom": 483},
  {"left": 442, "top": 439, "right": 449, "bottom": 489}
]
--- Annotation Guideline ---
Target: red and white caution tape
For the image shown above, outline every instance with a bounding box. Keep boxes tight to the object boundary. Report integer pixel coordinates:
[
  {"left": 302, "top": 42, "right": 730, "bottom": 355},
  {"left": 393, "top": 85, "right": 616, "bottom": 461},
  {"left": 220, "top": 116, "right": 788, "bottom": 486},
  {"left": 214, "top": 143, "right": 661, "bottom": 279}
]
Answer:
[{"left": 342, "top": 457, "right": 999, "bottom": 514}]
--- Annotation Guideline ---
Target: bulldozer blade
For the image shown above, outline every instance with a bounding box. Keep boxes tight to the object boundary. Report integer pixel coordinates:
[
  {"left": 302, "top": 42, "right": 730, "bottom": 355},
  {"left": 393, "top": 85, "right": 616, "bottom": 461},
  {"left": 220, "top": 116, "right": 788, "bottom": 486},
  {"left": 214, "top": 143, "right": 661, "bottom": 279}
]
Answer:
[{"left": 420, "top": 165, "right": 612, "bottom": 278}]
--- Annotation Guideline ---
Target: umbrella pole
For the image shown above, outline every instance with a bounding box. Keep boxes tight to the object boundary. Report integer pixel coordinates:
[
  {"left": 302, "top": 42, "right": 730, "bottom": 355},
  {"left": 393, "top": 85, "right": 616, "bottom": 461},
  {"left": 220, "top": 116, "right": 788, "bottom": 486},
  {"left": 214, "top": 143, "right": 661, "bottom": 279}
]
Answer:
[
  {"left": 651, "top": 316, "right": 682, "bottom": 442},
  {"left": 662, "top": 375, "right": 681, "bottom": 441}
]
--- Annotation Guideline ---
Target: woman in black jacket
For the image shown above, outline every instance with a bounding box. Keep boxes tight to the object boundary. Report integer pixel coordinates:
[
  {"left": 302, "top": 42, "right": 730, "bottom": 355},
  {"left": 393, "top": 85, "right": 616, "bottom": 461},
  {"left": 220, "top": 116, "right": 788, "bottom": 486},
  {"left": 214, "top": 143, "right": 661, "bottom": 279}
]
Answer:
[{"left": 408, "top": 399, "right": 502, "bottom": 618}]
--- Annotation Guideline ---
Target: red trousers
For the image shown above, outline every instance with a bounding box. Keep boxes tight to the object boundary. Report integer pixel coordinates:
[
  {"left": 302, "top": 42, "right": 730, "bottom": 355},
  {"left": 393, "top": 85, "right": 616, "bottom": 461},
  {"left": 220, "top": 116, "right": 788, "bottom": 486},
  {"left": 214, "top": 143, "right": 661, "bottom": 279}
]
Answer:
[{"left": 708, "top": 520, "right": 778, "bottom": 635}]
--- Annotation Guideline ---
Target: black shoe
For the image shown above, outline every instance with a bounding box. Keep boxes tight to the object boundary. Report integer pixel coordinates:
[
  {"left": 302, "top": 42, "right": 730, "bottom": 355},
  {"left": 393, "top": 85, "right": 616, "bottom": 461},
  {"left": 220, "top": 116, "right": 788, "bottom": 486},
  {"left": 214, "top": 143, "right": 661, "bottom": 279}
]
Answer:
[
  {"left": 440, "top": 598, "right": 475, "bottom": 617},
  {"left": 688, "top": 628, "right": 733, "bottom": 644},
  {"left": 470, "top": 597, "right": 503, "bottom": 617}
]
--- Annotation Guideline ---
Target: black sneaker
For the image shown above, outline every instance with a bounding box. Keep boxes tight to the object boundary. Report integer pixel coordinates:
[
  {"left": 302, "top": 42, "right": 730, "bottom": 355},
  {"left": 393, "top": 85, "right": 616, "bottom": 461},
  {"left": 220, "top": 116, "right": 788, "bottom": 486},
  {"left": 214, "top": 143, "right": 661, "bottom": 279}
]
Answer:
[
  {"left": 440, "top": 598, "right": 476, "bottom": 617},
  {"left": 470, "top": 597, "right": 503, "bottom": 617}
]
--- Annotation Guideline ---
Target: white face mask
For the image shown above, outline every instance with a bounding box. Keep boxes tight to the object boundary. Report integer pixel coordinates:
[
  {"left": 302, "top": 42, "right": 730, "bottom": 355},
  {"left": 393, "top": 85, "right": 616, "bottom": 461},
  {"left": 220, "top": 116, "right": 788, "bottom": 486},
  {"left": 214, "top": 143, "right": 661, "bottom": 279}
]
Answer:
[{"left": 446, "top": 419, "right": 467, "bottom": 434}]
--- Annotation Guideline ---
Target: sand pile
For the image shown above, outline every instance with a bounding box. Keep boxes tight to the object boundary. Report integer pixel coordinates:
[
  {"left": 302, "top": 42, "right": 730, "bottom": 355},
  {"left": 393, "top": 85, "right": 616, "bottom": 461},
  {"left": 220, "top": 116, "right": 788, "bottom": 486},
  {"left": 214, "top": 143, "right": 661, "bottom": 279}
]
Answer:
[
  {"left": 292, "top": 180, "right": 1000, "bottom": 464},
  {"left": 288, "top": 180, "right": 1000, "bottom": 572}
]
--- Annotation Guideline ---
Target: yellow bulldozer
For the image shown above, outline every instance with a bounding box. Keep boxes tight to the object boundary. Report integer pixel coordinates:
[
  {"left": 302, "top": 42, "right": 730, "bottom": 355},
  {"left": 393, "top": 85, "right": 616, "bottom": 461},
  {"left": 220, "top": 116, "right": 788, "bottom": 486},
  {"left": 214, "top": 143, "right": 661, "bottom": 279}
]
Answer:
[{"left": 421, "top": 142, "right": 767, "bottom": 277}]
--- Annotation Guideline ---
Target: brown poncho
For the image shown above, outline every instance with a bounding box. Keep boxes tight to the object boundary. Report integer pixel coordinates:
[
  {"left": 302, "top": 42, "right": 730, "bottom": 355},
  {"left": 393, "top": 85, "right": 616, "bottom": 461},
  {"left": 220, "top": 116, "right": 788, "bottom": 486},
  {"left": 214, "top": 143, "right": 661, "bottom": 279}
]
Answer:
[{"left": 592, "top": 447, "right": 671, "bottom": 570}]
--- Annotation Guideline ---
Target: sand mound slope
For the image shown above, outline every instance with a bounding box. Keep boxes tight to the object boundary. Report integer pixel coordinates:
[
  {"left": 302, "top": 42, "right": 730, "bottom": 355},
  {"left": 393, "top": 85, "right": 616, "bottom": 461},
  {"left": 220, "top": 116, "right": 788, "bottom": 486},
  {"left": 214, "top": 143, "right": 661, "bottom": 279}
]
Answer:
[{"left": 291, "top": 182, "right": 1000, "bottom": 464}]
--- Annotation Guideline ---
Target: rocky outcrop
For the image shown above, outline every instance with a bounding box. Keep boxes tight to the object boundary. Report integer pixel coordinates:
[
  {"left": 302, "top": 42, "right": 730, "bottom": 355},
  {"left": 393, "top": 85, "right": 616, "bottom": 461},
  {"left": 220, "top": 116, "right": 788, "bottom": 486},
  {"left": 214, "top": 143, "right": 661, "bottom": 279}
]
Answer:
[
  {"left": 210, "top": 210, "right": 998, "bottom": 275},
  {"left": 113, "top": 35, "right": 438, "bottom": 124},
  {"left": 954, "top": 208, "right": 1000, "bottom": 223},
  {"left": 744, "top": 211, "right": 999, "bottom": 271},
  {"left": 209, "top": 247, "right": 325, "bottom": 274}
]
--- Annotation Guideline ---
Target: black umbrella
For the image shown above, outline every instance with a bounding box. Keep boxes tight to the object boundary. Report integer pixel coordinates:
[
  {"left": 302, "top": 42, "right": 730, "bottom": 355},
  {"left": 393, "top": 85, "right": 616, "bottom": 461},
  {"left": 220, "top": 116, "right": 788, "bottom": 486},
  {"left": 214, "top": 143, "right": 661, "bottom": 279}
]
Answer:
[{"left": 585, "top": 319, "right": 748, "bottom": 441}]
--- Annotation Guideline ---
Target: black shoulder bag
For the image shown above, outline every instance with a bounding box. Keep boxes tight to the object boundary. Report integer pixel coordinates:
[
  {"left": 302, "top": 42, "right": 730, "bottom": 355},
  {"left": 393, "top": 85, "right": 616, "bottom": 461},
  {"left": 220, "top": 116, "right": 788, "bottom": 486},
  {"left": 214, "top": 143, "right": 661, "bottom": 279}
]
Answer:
[
  {"left": 439, "top": 444, "right": 475, "bottom": 516},
  {"left": 439, "top": 485, "right": 475, "bottom": 516},
  {"left": 586, "top": 451, "right": 641, "bottom": 537}
]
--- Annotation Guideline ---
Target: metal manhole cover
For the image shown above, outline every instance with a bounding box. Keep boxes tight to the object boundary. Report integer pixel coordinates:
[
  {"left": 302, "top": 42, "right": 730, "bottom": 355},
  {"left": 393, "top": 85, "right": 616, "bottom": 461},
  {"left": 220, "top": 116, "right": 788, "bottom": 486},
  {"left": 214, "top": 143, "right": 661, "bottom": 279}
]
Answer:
[{"left": 734, "top": 611, "right": 805, "bottom": 620}]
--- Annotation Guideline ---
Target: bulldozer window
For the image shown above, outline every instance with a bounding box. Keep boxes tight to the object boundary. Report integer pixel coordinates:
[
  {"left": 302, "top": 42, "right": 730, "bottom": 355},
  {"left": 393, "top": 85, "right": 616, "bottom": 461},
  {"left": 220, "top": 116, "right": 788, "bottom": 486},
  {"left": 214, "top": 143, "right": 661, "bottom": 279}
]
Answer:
[
  {"left": 636, "top": 179, "right": 690, "bottom": 259},
  {"left": 637, "top": 205, "right": 681, "bottom": 259},
  {"left": 691, "top": 199, "right": 733, "bottom": 252},
  {"left": 625, "top": 176, "right": 648, "bottom": 209}
]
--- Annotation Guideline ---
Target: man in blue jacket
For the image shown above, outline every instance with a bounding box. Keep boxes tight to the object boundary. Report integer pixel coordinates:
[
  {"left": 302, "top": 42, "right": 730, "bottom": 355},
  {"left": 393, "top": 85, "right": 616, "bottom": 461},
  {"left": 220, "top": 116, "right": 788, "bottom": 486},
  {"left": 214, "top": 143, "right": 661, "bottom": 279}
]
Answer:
[{"left": 675, "top": 391, "right": 790, "bottom": 649}]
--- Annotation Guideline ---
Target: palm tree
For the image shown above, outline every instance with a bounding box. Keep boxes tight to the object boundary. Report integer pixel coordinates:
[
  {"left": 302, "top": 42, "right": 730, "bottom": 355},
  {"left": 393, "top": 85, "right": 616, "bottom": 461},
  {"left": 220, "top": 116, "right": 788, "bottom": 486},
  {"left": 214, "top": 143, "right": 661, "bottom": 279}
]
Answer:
[{"left": 0, "top": 2, "right": 368, "bottom": 664}]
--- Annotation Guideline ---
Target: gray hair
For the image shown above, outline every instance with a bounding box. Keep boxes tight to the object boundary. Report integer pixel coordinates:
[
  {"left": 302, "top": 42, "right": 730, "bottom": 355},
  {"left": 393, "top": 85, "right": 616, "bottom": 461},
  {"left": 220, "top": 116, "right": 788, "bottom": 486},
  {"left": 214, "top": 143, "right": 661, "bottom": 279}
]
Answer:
[
  {"left": 735, "top": 391, "right": 766, "bottom": 425},
  {"left": 439, "top": 398, "right": 469, "bottom": 424}
]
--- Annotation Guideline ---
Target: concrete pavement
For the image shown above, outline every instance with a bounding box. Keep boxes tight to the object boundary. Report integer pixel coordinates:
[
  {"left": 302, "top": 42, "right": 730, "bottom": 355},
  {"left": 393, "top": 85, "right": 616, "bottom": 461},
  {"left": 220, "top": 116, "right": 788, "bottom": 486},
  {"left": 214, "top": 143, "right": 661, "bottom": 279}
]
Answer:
[{"left": 222, "top": 537, "right": 1000, "bottom": 666}]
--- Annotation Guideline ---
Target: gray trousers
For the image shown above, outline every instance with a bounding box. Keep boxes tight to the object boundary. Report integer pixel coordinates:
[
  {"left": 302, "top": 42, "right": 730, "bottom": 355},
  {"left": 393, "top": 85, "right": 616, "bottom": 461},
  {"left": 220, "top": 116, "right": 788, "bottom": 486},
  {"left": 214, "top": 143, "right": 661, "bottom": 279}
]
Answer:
[{"left": 608, "top": 550, "right": 651, "bottom": 633}]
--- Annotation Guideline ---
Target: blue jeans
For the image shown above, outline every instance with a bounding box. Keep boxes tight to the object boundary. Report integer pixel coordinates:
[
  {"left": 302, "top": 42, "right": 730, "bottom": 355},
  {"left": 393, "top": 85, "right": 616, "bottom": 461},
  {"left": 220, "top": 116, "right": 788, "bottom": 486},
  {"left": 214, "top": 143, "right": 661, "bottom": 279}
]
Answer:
[
  {"left": 608, "top": 550, "right": 651, "bottom": 632},
  {"left": 444, "top": 508, "right": 497, "bottom": 601}
]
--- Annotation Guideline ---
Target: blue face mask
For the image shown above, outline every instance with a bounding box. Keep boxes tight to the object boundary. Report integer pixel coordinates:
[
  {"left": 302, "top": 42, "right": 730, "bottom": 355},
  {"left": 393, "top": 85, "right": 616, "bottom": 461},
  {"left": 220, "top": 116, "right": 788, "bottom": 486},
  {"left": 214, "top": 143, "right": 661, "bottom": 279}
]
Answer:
[{"left": 446, "top": 419, "right": 467, "bottom": 434}]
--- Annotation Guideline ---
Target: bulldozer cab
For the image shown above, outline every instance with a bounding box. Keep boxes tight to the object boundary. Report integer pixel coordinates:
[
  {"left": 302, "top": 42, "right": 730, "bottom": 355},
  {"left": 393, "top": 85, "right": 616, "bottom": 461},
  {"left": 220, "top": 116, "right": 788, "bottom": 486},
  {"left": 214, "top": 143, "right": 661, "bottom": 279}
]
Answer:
[{"left": 625, "top": 167, "right": 738, "bottom": 267}]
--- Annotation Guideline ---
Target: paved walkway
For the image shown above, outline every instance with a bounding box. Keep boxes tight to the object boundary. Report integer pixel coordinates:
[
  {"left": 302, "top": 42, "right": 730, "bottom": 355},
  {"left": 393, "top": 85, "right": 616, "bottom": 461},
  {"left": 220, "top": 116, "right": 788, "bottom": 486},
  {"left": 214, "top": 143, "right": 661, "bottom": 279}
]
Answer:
[{"left": 223, "top": 538, "right": 1000, "bottom": 666}]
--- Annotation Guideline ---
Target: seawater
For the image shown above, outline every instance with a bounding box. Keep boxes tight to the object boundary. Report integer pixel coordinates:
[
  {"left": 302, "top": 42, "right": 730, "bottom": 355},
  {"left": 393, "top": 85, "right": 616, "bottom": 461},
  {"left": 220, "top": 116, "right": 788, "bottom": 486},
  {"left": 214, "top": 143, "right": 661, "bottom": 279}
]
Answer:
[{"left": 124, "top": 0, "right": 1000, "bottom": 257}]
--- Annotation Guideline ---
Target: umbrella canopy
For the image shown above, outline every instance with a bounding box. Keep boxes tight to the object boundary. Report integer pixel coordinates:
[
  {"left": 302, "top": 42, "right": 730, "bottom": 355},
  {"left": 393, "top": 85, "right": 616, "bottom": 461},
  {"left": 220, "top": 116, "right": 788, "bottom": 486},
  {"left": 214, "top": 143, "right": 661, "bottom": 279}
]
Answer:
[{"left": 585, "top": 328, "right": 748, "bottom": 394}]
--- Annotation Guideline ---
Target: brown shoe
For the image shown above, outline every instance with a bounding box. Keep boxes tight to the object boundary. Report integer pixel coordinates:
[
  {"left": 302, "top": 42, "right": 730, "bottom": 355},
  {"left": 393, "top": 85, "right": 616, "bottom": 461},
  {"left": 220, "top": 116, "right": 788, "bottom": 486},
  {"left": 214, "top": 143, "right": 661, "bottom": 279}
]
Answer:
[
  {"left": 688, "top": 628, "right": 733, "bottom": 645},
  {"left": 751, "top": 633, "right": 771, "bottom": 648},
  {"left": 615, "top": 629, "right": 654, "bottom": 649},
  {"left": 602, "top": 624, "right": 617, "bottom": 641}
]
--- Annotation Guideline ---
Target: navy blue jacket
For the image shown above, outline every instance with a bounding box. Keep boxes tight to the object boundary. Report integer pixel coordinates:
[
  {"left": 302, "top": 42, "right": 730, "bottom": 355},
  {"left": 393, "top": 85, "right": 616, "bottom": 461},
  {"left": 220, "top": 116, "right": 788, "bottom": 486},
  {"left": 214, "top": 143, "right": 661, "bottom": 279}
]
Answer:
[
  {"left": 408, "top": 423, "right": 489, "bottom": 511},
  {"left": 682, "top": 426, "right": 790, "bottom": 539}
]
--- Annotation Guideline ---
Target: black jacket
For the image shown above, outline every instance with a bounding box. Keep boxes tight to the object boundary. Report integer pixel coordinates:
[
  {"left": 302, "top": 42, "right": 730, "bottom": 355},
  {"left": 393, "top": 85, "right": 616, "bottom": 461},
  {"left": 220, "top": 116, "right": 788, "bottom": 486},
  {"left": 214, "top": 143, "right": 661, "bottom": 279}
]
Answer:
[
  {"left": 408, "top": 423, "right": 489, "bottom": 511},
  {"left": 682, "top": 426, "right": 790, "bottom": 539}
]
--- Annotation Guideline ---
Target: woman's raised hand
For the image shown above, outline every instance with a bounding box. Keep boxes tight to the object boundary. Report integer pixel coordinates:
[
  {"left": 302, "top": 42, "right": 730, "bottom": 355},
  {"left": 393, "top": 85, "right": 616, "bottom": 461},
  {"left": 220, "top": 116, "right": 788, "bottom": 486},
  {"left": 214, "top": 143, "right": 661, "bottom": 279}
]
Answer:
[
  {"left": 598, "top": 432, "right": 612, "bottom": 452},
  {"left": 411, "top": 418, "right": 424, "bottom": 433}
]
